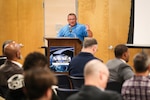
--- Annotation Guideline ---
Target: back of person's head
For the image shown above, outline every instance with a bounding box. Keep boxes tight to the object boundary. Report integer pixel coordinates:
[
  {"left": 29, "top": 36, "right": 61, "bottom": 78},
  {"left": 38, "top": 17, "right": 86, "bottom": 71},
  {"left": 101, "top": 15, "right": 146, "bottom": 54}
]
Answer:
[
  {"left": 23, "top": 52, "right": 48, "bottom": 71},
  {"left": 114, "top": 44, "right": 128, "bottom": 58},
  {"left": 82, "top": 37, "right": 98, "bottom": 54},
  {"left": 84, "top": 59, "right": 109, "bottom": 89},
  {"left": 4, "top": 41, "right": 22, "bottom": 60},
  {"left": 24, "top": 68, "right": 57, "bottom": 100},
  {"left": 82, "top": 37, "right": 98, "bottom": 48},
  {"left": 2, "top": 40, "right": 13, "bottom": 56},
  {"left": 133, "top": 52, "right": 150, "bottom": 73}
]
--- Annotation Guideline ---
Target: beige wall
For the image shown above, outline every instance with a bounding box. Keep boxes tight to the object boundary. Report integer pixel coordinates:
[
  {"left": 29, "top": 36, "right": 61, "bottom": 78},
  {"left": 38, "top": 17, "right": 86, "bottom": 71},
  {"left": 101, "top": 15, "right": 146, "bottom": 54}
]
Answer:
[
  {"left": 78, "top": 0, "right": 141, "bottom": 67},
  {"left": 44, "top": 0, "right": 76, "bottom": 38},
  {"left": 0, "top": 0, "right": 141, "bottom": 66},
  {"left": 0, "top": 0, "right": 44, "bottom": 64}
]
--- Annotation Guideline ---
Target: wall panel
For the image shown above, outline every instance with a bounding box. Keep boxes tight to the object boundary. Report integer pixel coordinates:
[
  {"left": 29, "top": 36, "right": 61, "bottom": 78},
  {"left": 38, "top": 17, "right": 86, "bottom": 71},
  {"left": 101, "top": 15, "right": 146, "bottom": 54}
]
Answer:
[
  {"left": 78, "top": 0, "right": 141, "bottom": 66},
  {"left": 17, "top": 0, "right": 44, "bottom": 64},
  {"left": 0, "top": 0, "right": 44, "bottom": 64},
  {"left": 0, "top": 0, "right": 18, "bottom": 50}
]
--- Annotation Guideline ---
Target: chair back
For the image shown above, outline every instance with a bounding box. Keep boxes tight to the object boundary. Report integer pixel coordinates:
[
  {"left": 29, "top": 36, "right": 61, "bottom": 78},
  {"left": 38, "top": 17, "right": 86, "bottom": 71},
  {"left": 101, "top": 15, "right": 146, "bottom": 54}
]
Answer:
[
  {"left": 55, "top": 74, "right": 71, "bottom": 89},
  {"left": 69, "top": 76, "right": 84, "bottom": 89},
  {"left": 106, "top": 81, "right": 122, "bottom": 93},
  {"left": 0, "top": 56, "right": 6, "bottom": 66},
  {"left": 56, "top": 88, "right": 79, "bottom": 100}
]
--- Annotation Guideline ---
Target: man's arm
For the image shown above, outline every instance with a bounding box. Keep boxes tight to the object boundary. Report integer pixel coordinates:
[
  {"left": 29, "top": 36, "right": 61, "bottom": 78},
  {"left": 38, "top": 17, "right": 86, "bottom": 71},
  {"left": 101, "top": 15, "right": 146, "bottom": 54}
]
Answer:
[
  {"left": 85, "top": 24, "right": 93, "bottom": 37},
  {"left": 118, "top": 63, "right": 134, "bottom": 81}
]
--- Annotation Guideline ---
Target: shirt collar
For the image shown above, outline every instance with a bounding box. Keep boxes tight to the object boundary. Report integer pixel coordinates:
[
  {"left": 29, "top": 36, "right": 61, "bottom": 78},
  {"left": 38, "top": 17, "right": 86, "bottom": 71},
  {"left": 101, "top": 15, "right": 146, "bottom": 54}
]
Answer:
[
  {"left": 11, "top": 60, "right": 22, "bottom": 68},
  {"left": 119, "top": 59, "right": 126, "bottom": 63}
]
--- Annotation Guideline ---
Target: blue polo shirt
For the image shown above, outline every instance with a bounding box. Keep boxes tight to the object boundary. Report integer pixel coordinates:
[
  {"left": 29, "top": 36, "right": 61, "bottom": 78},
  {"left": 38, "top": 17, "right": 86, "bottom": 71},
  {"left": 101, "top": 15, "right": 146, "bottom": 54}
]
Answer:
[{"left": 57, "top": 23, "right": 88, "bottom": 41}]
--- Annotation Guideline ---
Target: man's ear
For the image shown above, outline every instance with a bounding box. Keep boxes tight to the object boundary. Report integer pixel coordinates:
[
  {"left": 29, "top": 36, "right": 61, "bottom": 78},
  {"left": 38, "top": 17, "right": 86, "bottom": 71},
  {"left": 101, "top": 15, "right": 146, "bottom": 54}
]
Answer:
[
  {"left": 123, "top": 52, "right": 127, "bottom": 58},
  {"left": 147, "top": 64, "right": 150, "bottom": 72},
  {"left": 16, "top": 51, "right": 21, "bottom": 59},
  {"left": 99, "top": 72, "right": 103, "bottom": 80},
  {"left": 92, "top": 45, "right": 97, "bottom": 53},
  {"left": 46, "top": 88, "right": 52, "bottom": 99}
]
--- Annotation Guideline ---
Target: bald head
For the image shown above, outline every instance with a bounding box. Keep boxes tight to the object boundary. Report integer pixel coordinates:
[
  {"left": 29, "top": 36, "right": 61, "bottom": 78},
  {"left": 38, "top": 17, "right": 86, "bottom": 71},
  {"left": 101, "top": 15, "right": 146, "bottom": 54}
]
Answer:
[
  {"left": 4, "top": 41, "right": 21, "bottom": 60},
  {"left": 84, "top": 59, "right": 109, "bottom": 89},
  {"left": 2, "top": 40, "right": 13, "bottom": 55}
]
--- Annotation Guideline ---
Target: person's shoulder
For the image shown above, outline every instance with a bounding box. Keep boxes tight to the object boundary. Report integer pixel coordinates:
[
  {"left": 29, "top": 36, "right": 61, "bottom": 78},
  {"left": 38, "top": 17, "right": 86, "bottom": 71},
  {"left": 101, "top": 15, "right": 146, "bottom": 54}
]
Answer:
[
  {"left": 76, "top": 23, "right": 85, "bottom": 27},
  {"left": 103, "top": 90, "right": 122, "bottom": 100},
  {"left": 0, "top": 64, "right": 5, "bottom": 70},
  {"left": 59, "top": 24, "right": 69, "bottom": 30},
  {"left": 119, "top": 62, "right": 131, "bottom": 69},
  {"left": 66, "top": 92, "right": 79, "bottom": 100},
  {"left": 0, "top": 62, "right": 8, "bottom": 71},
  {"left": 106, "top": 58, "right": 117, "bottom": 64},
  {"left": 122, "top": 77, "right": 132, "bottom": 86}
]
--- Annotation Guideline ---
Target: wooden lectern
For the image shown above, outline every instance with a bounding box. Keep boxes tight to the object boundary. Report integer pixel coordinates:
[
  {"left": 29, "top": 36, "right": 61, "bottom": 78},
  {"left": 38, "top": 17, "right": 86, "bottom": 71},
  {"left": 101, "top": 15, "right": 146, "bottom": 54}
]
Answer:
[
  {"left": 45, "top": 37, "right": 82, "bottom": 56},
  {"left": 45, "top": 37, "right": 82, "bottom": 73}
]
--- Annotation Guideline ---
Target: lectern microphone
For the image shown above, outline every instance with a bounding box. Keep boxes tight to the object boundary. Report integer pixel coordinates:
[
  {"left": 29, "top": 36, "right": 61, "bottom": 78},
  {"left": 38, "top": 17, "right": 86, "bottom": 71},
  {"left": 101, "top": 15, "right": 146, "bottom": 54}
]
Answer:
[{"left": 69, "top": 25, "right": 72, "bottom": 33}]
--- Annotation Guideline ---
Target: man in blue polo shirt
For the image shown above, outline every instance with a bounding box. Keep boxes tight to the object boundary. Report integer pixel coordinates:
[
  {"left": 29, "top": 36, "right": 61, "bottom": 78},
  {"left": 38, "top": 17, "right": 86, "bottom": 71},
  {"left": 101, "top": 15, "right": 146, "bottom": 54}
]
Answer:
[{"left": 57, "top": 13, "right": 93, "bottom": 41}]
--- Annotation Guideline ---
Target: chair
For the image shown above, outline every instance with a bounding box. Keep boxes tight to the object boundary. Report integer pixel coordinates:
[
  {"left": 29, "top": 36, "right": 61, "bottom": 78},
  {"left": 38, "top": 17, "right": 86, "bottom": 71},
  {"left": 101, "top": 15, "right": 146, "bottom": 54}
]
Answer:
[
  {"left": 69, "top": 75, "right": 84, "bottom": 89},
  {"left": 0, "top": 56, "right": 6, "bottom": 66},
  {"left": 56, "top": 88, "right": 79, "bottom": 100},
  {"left": 105, "top": 81, "right": 122, "bottom": 93},
  {"left": 55, "top": 74, "right": 71, "bottom": 89}
]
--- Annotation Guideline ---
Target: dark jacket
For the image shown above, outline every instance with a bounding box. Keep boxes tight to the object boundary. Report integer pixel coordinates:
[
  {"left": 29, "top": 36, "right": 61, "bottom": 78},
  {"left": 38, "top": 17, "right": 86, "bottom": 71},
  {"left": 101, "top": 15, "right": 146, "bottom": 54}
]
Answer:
[
  {"left": 0, "top": 60, "right": 23, "bottom": 98},
  {"left": 67, "top": 85, "right": 122, "bottom": 100}
]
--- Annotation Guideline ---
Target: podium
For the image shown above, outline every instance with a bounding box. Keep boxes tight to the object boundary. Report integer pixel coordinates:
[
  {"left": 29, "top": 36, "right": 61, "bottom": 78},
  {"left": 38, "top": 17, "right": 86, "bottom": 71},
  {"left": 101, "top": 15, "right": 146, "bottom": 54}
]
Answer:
[
  {"left": 46, "top": 37, "right": 82, "bottom": 55},
  {"left": 45, "top": 37, "right": 82, "bottom": 72}
]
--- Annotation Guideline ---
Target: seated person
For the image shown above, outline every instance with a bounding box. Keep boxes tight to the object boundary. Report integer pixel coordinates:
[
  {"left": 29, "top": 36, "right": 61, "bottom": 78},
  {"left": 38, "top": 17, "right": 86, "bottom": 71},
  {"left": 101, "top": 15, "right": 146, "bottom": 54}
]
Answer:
[
  {"left": 24, "top": 68, "right": 57, "bottom": 100},
  {"left": 0, "top": 40, "right": 13, "bottom": 66},
  {"left": 122, "top": 52, "right": 150, "bottom": 100},
  {"left": 0, "top": 41, "right": 23, "bottom": 98},
  {"left": 67, "top": 59, "right": 122, "bottom": 100},
  {"left": 68, "top": 37, "right": 102, "bottom": 77},
  {"left": 23, "top": 52, "right": 59, "bottom": 100},
  {"left": 106, "top": 44, "right": 134, "bottom": 84},
  {"left": 23, "top": 52, "right": 48, "bottom": 71}
]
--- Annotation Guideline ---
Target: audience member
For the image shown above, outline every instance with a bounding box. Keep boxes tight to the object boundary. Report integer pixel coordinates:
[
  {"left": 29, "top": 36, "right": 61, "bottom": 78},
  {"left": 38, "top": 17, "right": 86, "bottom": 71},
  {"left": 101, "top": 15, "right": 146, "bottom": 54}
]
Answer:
[
  {"left": 24, "top": 68, "right": 57, "bottom": 100},
  {"left": 0, "top": 40, "right": 13, "bottom": 66},
  {"left": 0, "top": 41, "right": 23, "bottom": 98},
  {"left": 122, "top": 52, "right": 150, "bottom": 100},
  {"left": 23, "top": 52, "right": 59, "bottom": 100},
  {"left": 2, "top": 40, "right": 13, "bottom": 56},
  {"left": 67, "top": 59, "right": 122, "bottom": 100},
  {"left": 106, "top": 44, "right": 134, "bottom": 84},
  {"left": 23, "top": 52, "right": 48, "bottom": 71},
  {"left": 6, "top": 74, "right": 26, "bottom": 100},
  {"left": 57, "top": 13, "right": 93, "bottom": 41},
  {"left": 68, "top": 37, "right": 102, "bottom": 77}
]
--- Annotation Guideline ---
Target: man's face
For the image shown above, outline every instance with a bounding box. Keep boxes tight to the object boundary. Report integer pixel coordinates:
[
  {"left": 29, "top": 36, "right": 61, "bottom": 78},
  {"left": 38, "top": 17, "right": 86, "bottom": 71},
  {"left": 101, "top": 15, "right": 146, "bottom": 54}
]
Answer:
[
  {"left": 124, "top": 51, "right": 130, "bottom": 62},
  {"left": 67, "top": 15, "right": 77, "bottom": 27}
]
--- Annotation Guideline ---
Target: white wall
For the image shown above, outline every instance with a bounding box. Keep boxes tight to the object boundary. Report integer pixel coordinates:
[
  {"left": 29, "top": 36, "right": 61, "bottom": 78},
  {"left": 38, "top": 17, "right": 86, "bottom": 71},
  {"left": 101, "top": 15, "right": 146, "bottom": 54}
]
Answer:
[
  {"left": 134, "top": 0, "right": 150, "bottom": 45},
  {"left": 44, "top": 0, "right": 77, "bottom": 40}
]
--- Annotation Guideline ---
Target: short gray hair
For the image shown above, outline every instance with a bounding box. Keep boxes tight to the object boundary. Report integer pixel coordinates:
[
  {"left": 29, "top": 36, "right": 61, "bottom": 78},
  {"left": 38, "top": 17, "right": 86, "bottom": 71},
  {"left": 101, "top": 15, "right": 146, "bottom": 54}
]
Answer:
[{"left": 83, "top": 37, "right": 98, "bottom": 48}]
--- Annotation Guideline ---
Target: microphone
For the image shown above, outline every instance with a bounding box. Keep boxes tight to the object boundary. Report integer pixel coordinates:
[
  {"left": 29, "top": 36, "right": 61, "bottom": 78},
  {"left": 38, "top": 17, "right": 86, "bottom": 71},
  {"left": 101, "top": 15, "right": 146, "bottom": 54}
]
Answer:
[{"left": 69, "top": 25, "right": 72, "bottom": 33}]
